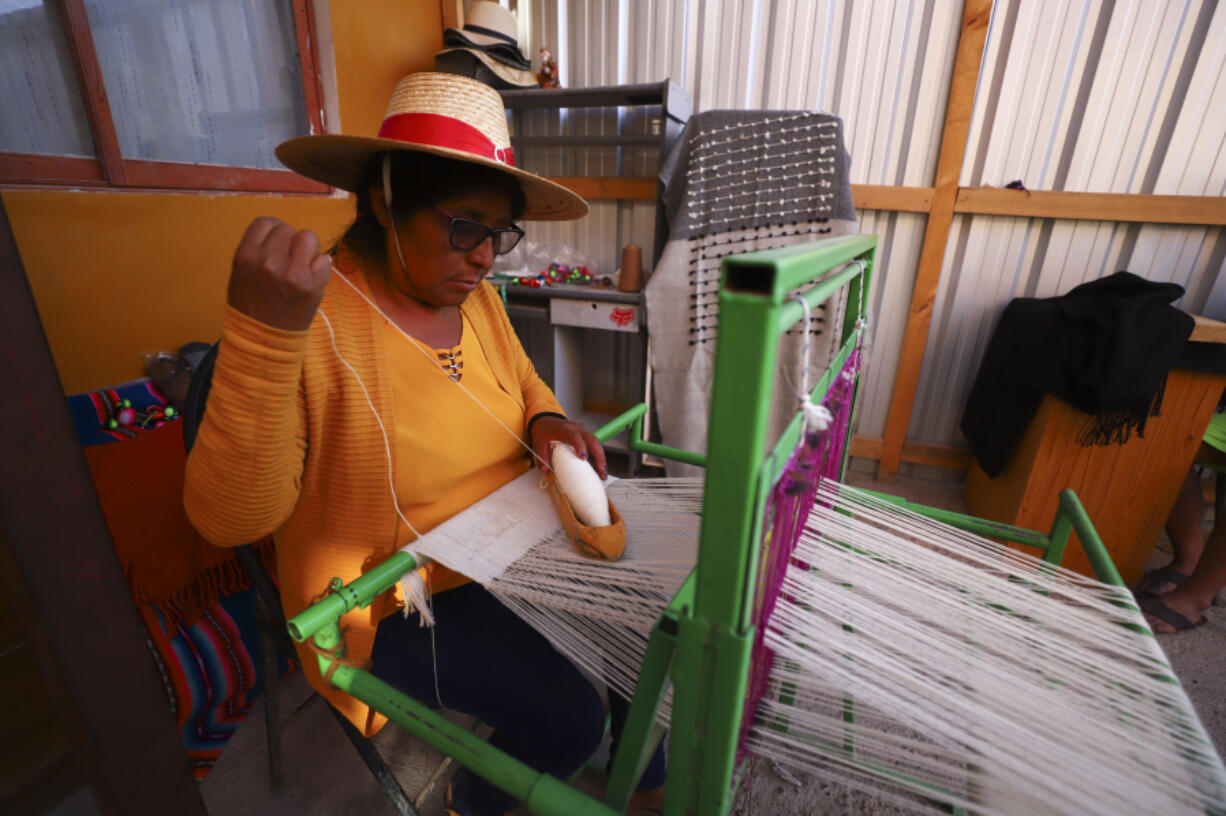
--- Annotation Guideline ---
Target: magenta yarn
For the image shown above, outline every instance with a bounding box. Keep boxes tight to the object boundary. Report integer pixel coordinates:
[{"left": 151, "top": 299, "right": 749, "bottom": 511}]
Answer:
[{"left": 736, "top": 346, "right": 861, "bottom": 767}]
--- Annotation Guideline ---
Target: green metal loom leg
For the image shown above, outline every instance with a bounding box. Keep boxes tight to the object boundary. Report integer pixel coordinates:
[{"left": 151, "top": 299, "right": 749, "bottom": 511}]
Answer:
[
  {"left": 604, "top": 616, "right": 680, "bottom": 811},
  {"left": 308, "top": 619, "right": 620, "bottom": 816}
]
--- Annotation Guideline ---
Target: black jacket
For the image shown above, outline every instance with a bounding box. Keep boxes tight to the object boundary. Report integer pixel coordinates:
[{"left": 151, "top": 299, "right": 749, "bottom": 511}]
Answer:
[{"left": 961, "top": 271, "right": 1199, "bottom": 478}]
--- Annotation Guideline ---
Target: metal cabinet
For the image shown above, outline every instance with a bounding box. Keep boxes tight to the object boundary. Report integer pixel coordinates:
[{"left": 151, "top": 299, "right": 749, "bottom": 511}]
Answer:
[{"left": 497, "top": 81, "right": 691, "bottom": 467}]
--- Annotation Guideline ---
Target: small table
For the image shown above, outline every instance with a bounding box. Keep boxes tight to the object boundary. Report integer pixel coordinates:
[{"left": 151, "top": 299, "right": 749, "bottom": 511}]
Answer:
[{"left": 964, "top": 315, "right": 1226, "bottom": 585}]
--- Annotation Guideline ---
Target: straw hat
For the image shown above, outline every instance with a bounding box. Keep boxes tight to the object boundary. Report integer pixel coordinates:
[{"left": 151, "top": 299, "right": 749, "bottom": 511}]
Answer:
[{"left": 275, "top": 73, "right": 587, "bottom": 221}]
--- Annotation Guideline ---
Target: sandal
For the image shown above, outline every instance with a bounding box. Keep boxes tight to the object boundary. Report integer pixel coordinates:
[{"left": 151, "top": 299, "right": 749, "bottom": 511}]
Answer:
[
  {"left": 1134, "top": 563, "right": 1189, "bottom": 596},
  {"left": 1139, "top": 593, "right": 1207, "bottom": 632},
  {"left": 445, "top": 779, "right": 518, "bottom": 816},
  {"left": 628, "top": 785, "right": 665, "bottom": 815}
]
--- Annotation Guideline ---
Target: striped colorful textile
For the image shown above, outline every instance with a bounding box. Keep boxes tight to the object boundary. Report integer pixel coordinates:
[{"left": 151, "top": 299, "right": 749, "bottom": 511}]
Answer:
[
  {"left": 70, "top": 379, "right": 294, "bottom": 778},
  {"left": 68, "top": 379, "right": 179, "bottom": 446}
]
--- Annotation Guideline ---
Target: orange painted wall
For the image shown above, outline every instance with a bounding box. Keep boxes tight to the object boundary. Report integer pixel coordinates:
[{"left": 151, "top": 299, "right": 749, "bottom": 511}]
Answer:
[{"left": 2, "top": 0, "right": 443, "bottom": 395}]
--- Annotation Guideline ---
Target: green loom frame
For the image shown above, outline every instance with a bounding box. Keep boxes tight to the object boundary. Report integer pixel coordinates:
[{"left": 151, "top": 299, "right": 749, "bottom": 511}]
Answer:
[{"left": 286, "top": 234, "right": 1173, "bottom": 815}]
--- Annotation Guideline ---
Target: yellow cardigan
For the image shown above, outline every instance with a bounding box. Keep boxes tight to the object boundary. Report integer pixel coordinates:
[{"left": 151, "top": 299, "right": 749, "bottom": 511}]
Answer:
[{"left": 184, "top": 265, "right": 564, "bottom": 735}]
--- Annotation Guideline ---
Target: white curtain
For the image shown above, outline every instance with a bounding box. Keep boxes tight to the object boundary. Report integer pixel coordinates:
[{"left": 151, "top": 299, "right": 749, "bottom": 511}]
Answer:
[
  {"left": 82, "top": 0, "right": 307, "bottom": 169},
  {"left": 0, "top": 0, "right": 96, "bottom": 157}
]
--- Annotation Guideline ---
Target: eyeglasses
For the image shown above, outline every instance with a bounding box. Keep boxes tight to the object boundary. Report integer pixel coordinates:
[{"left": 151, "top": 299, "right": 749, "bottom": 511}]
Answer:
[{"left": 433, "top": 207, "right": 525, "bottom": 255}]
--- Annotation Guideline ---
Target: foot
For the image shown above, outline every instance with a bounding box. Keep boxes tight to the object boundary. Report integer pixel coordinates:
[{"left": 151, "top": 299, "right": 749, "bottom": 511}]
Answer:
[
  {"left": 1134, "top": 563, "right": 1191, "bottom": 596},
  {"left": 1139, "top": 593, "right": 1208, "bottom": 633}
]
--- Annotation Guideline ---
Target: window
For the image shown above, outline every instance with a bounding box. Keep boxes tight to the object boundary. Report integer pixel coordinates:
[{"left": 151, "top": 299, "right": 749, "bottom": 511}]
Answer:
[{"left": 0, "top": 0, "right": 327, "bottom": 193}]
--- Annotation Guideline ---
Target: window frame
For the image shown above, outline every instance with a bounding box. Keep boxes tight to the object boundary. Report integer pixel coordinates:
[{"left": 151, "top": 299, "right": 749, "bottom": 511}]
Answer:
[{"left": 0, "top": 0, "right": 330, "bottom": 194}]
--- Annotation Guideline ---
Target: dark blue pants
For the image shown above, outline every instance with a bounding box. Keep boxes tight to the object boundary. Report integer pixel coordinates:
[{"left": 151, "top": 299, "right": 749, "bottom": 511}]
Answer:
[{"left": 370, "top": 582, "right": 666, "bottom": 815}]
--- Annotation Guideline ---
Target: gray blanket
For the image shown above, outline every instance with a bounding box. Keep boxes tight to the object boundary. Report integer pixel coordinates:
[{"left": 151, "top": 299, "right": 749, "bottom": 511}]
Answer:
[{"left": 645, "top": 110, "right": 859, "bottom": 475}]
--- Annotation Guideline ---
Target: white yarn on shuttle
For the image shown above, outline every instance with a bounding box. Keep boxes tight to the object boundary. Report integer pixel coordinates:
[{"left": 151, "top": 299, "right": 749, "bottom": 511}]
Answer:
[{"left": 550, "top": 441, "right": 612, "bottom": 527}]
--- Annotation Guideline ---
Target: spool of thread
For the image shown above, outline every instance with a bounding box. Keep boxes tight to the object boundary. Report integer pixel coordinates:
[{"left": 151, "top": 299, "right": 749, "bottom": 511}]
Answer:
[{"left": 618, "top": 244, "right": 643, "bottom": 292}]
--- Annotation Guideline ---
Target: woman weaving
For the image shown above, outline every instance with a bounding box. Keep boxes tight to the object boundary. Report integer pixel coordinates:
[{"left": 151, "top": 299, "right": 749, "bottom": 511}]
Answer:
[{"left": 184, "top": 73, "right": 665, "bottom": 816}]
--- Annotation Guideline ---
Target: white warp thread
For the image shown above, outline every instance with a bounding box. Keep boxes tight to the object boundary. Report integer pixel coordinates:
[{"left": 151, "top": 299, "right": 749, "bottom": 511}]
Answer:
[
  {"left": 487, "top": 478, "right": 703, "bottom": 709},
  {"left": 747, "top": 479, "right": 1226, "bottom": 815},
  {"left": 409, "top": 476, "right": 704, "bottom": 714},
  {"left": 393, "top": 468, "right": 1225, "bottom": 814}
]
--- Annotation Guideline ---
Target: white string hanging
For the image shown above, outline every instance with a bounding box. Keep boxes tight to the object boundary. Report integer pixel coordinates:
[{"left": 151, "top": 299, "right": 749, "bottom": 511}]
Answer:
[{"left": 789, "top": 293, "right": 834, "bottom": 435}]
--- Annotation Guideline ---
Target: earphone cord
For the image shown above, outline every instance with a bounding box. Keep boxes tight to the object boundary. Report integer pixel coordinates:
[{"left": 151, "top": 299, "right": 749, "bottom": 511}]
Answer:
[{"left": 327, "top": 267, "right": 550, "bottom": 473}]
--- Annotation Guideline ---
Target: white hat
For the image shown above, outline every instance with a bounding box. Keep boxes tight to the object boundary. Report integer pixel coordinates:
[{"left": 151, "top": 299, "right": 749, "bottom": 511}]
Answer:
[
  {"left": 443, "top": 1, "right": 531, "bottom": 68},
  {"left": 435, "top": 47, "right": 538, "bottom": 90}
]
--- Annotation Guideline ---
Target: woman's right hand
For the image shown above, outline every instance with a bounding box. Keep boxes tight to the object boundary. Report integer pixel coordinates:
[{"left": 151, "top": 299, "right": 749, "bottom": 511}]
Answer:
[{"left": 228, "top": 217, "right": 332, "bottom": 331}]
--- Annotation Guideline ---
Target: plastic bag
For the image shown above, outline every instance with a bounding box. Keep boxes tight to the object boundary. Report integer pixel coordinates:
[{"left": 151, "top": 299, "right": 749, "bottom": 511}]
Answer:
[{"left": 492, "top": 239, "right": 599, "bottom": 278}]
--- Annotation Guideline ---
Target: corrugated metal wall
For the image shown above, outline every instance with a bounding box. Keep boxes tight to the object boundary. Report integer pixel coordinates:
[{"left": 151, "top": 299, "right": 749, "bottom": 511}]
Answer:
[
  {"left": 913, "top": 0, "right": 1226, "bottom": 443},
  {"left": 507, "top": 0, "right": 1225, "bottom": 447}
]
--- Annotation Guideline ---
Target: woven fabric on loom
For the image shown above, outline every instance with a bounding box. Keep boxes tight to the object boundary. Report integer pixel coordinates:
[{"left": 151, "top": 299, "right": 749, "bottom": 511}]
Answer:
[
  {"left": 645, "top": 110, "right": 860, "bottom": 475},
  {"left": 137, "top": 590, "right": 292, "bottom": 778}
]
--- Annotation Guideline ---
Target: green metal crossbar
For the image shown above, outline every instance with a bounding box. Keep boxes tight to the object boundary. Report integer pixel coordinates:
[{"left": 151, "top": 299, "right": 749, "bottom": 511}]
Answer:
[{"left": 287, "top": 234, "right": 1133, "bottom": 815}]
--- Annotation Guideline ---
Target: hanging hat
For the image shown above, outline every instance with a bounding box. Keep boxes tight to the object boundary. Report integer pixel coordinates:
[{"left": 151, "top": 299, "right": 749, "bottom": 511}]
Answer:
[
  {"left": 434, "top": 47, "right": 538, "bottom": 90},
  {"left": 442, "top": 1, "right": 532, "bottom": 68},
  {"left": 442, "top": 32, "right": 531, "bottom": 71},
  {"left": 275, "top": 73, "right": 586, "bottom": 221}
]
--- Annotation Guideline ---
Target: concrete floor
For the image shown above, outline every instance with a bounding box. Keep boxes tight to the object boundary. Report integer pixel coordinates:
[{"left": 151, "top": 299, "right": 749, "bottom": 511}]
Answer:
[{"left": 45, "top": 469, "right": 1226, "bottom": 816}]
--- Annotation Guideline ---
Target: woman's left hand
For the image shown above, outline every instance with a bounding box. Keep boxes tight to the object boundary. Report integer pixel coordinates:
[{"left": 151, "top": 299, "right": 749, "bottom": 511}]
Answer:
[{"left": 529, "top": 416, "right": 608, "bottom": 479}]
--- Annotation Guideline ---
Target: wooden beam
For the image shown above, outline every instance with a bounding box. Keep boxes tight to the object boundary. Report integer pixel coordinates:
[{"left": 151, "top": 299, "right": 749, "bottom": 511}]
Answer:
[
  {"left": 1192, "top": 314, "right": 1226, "bottom": 344},
  {"left": 0, "top": 198, "right": 207, "bottom": 816},
  {"left": 850, "top": 435, "right": 972, "bottom": 471},
  {"left": 291, "top": 0, "right": 327, "bottom": 136},
  {"left": 56, "top": 0, "right": 127, "bottom": 186},
  {"left": 877, "top": 0, "right": 993, "bottom": 480},
  {"left": 0, "top": 152, "right": 105, "bottom": 186},
  {"left": 440, "top": 0, "right": 463, "bottom": 31},
  {"left": 544, "top": 179, "right": 941, "bottom": 209},
  {"left": 955, "top": 187, "right": 1226, "bottom": 226},
  {"left": 546, "top": 176, "right": 657, "bottom": 200},
  {"left": 121, "top": 159, "right": 330, "bottom": 194},
  {"left": 852, "top": 184, "right": 934, "bottom": 213}
]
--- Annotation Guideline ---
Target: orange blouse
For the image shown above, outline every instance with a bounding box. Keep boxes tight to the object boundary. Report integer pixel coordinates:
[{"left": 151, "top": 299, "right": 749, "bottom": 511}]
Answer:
[
  {"left": 388, "top": 311, "right": 532, "bottom": 592},
  {"left": 184, "top": 256, "right": 564, "bottom": 735}
]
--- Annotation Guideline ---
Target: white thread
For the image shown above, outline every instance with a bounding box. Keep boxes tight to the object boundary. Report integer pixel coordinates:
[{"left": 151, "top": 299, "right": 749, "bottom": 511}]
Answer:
[
  {"left": 852, "top": 258, "right": 870, "bottom": 333},
  {"left": 321, "top": 303, "right": 445, "bottom": 630},
  {"left": 401, "top": 569, "right": 435, "bottom": 627},
  {"left": 399, "top": 471, "right": 1226, "bottom": 815},
  {"left": 686, "top": 177, "right": 836, "bottom": 203},
  {"left": 743, "top": 479, "right": 1226, "bottom": 815},
  {"left": 688, "top": 188, "right": 836, "bottom": 212},
  {"left": 788, "top": 293, "right": 832, "bottom": 434},
  {"left": 550, "top": 441, "right": 611, "bottom": 527},
  {"left": 317, "top": 309, "right": 424, "bottom": 541},
  {"left": 691, "top": 137, "right": 839, "bottom": 161},
  {"left": 689, "top": 152, "right": 837, "bottom": 176},
  {"left": 684, "top": 113, "right": 837, "bottom": 152}
]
